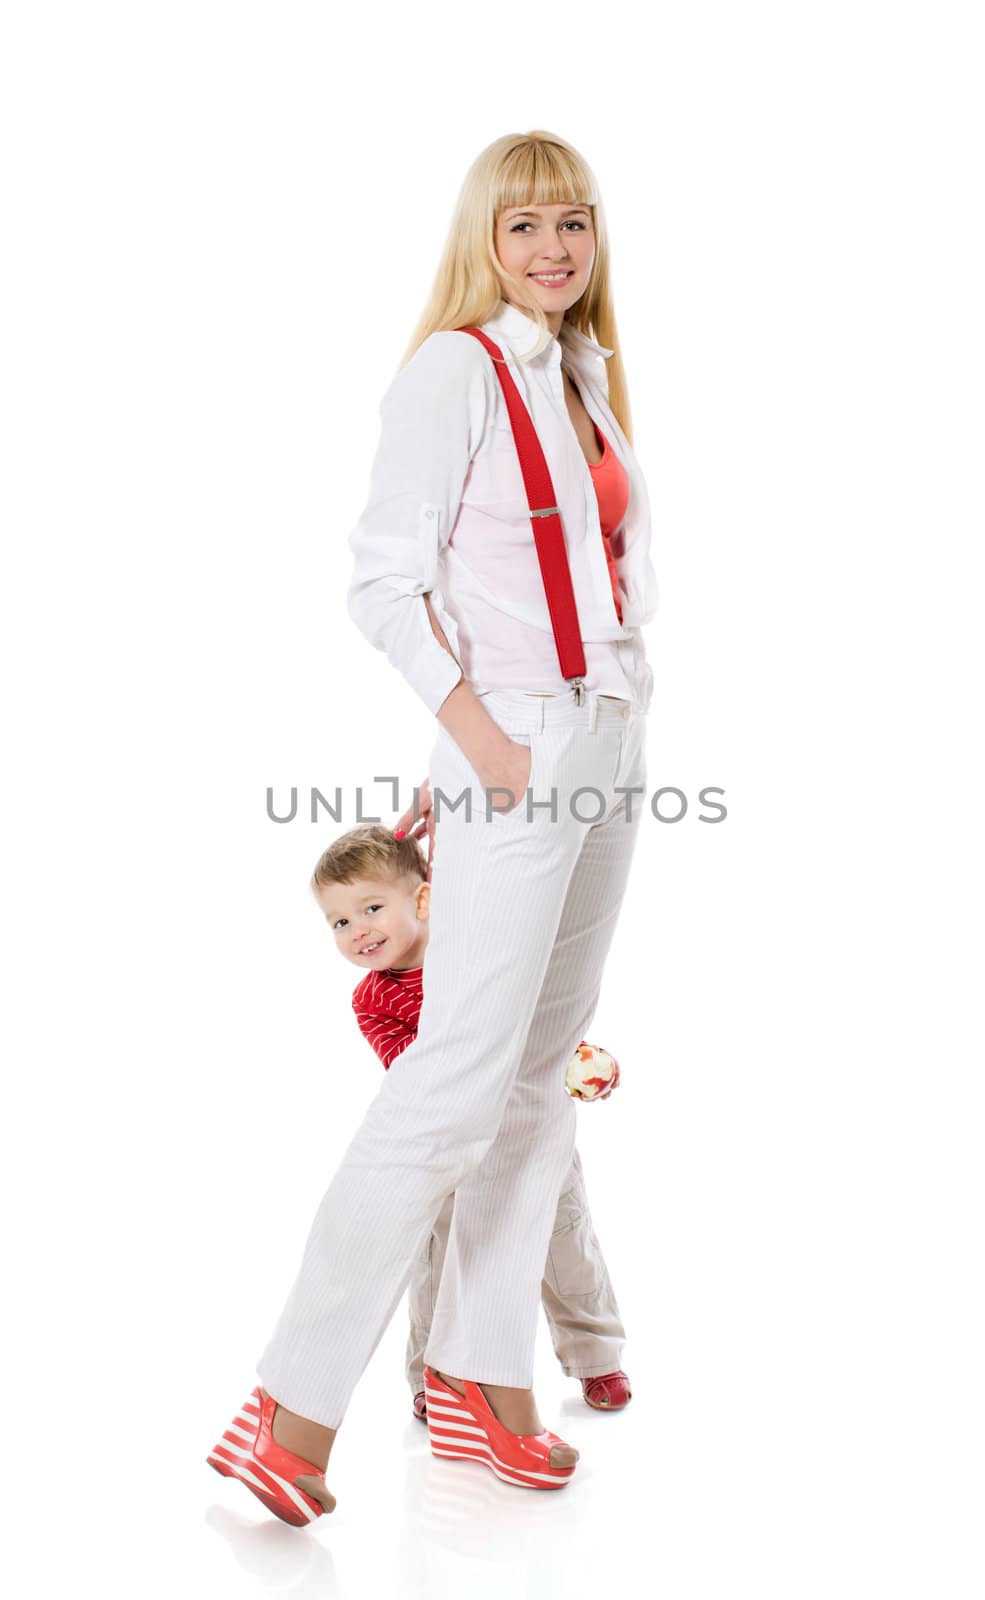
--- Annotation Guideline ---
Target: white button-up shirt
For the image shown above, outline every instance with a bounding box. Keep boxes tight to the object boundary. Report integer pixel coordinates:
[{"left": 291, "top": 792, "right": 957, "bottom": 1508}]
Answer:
[{"left": 346, "top": 298, "right": 659, "bottom": 716}]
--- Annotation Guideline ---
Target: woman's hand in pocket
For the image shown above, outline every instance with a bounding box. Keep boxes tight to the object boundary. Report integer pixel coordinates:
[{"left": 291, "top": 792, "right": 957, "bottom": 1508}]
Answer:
[{"left": 478, "top": 738, "right": 532, "bottom": 816}]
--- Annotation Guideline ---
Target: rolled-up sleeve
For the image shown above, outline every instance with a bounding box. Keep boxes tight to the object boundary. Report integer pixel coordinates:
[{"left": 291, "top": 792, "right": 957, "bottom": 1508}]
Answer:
[{"left": 346, "top": 330, "right": 493, "bottom": 715}]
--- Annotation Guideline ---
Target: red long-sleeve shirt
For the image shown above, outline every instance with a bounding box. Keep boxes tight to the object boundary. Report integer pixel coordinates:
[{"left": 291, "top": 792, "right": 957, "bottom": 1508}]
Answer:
[
  {"left": 352, "top": 962, "right": 590, "bottom": 1073},
  {"left": 351, "top": 964, "right": 425, "bottom": 1069}
]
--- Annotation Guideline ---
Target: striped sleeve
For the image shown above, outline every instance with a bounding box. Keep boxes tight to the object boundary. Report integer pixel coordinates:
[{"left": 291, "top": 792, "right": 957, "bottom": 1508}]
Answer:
[{"left": 351, "top": 992, "right": 418, "bottom": 1068}]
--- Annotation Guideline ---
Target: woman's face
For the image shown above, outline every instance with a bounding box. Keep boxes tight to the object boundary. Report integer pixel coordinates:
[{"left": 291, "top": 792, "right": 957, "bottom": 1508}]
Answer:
[{"left": 494, "top": 201, "right": 596, "bottom": 324}]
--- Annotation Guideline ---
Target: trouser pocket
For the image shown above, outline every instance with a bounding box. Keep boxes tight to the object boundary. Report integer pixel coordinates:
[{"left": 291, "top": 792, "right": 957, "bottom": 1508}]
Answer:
[
  {"left": 431, "top": 723, "right": 545, "bottom": 822},
  {"left": 547, "top": 1186, "right": 603, "bottom": 1298}
]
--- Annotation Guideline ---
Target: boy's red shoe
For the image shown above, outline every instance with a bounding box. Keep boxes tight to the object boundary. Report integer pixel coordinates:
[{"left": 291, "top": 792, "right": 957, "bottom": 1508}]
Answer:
[
  {"left": 424, "top": 1366, "right": 577, "bottom": 1489},
  {"left": 416, "top": 1373, "right": 631, "bottom": 1418},
  {"left": 206, "top": 1384, "right": 332, "bottom": 1526},
  {"left": 581, "top": 1369, "right": 632, "bottom": 1409}
]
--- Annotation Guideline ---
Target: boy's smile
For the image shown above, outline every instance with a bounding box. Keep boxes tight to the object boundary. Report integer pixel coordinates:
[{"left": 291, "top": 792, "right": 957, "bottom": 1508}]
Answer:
[{"left": 314, "top": 873, "right": 431, "bottom": 972}]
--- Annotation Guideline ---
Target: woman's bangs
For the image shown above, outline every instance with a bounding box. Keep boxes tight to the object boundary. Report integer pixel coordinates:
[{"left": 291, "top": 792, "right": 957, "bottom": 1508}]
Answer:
[{"left": 495, "top": 143, "right": 597, "bottom": 216}]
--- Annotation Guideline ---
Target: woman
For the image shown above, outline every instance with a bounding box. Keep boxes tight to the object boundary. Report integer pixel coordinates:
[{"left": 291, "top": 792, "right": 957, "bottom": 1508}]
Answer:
[{"left": 207, "top": 128, "right": 658, "bottom": 1525}]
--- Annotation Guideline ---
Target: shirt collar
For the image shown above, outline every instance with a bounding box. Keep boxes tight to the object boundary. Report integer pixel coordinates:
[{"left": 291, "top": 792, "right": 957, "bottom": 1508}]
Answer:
[
  {"left": 381, "top": 964, "right": 423, "bottom": 985},
  {"left": 478, "top": 299, "right": 613, "bottom": 366}
]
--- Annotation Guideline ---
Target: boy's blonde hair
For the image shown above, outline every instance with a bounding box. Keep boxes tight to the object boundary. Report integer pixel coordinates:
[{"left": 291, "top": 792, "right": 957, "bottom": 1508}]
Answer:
[
  {"left": 400, "top": 129, "right": 634, "bottom": 445},
  {"left": 311, "top": 823, "right": 428, "bottom": 895}
]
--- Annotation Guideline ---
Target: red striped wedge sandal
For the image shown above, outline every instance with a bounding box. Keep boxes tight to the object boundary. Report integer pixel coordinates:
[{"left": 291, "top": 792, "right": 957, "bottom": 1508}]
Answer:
[
  {"left": 206, "top": 1385, "right": 333, "bottom": 1527},
  {"left": 424, "top": 1366, "right": 577, "bottom": 1489}
]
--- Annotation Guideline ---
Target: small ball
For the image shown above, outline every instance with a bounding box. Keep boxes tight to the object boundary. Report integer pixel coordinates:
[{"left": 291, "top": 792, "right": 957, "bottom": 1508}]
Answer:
[{"left": 565, "top": 1041, "right": 620, "bottom": 1101}]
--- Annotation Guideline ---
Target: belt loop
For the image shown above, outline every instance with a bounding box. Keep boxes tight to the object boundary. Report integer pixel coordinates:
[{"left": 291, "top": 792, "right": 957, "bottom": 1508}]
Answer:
[
  {"left": 586, "top": 691, "right": 599, "bottom": 734},
  {"left": 535, "top": 696, "right": 545, "bottom": 732}
]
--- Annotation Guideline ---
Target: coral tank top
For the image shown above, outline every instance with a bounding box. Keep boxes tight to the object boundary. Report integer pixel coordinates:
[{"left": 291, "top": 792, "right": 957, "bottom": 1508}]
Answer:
[{"left": 587, "top": 421, "right": 629, "bottom": 624}]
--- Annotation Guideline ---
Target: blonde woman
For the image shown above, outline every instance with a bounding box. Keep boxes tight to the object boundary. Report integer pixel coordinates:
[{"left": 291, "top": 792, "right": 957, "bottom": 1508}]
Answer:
[{"left": 208, "top": 129, "right": 658, "bottom": 1525}]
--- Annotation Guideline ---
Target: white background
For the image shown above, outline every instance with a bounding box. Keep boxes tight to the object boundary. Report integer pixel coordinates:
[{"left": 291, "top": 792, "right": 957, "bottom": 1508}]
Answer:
[{"left": 2, "top": 2, "right": 982, "bottom": 1595}]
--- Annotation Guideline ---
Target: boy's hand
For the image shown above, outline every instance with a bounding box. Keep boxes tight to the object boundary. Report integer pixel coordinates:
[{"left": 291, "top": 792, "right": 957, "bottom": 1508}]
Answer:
[{"left": 393, "top": 776, "right": 435, "bottom": 881}]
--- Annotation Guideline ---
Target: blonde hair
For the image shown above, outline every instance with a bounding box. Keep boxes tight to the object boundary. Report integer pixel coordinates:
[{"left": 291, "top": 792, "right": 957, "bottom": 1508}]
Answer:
[
  {"left": 400, "top": 129, "right": 634, "bottom": 444},
  {"left": 311, "top": 823, "right": 428, "bottom": 895}
]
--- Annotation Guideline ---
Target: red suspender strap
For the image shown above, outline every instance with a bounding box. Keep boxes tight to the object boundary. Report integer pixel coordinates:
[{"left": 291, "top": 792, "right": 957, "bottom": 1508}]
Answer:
[{"left": 456, "top": 325, "right": 588, "bottom": 703}]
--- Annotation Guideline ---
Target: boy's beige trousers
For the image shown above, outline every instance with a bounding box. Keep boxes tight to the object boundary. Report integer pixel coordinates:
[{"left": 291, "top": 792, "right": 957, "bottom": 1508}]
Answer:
[
  {"left": 405, "top": 1141, "right": 627, "bottom": 1395},
  {"left": 258, "top": 687, "right": 646, "bottom": 1428}
]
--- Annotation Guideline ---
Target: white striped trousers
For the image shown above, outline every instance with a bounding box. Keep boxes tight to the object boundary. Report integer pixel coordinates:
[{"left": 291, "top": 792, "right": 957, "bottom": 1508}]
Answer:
[{"left": 257, "top": 687, "right": 647, "bottom": 1428}]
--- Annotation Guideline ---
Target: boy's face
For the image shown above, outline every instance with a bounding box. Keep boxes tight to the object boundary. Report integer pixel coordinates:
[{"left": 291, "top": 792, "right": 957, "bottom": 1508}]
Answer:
[{"left": 314, "top": 872, "right": 430, "bottom": 973}]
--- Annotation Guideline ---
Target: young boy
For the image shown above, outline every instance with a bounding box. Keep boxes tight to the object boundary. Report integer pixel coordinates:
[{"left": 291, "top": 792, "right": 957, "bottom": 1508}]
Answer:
[{"left": 310, "top": 822, "right": 632, "bottom": 1419}]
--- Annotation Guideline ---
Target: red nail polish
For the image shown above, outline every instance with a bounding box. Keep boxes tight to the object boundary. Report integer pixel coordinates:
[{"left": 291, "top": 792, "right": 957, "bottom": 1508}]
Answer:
[{"left": 393, "top": 829, "right": 405, "bottom": 840}]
